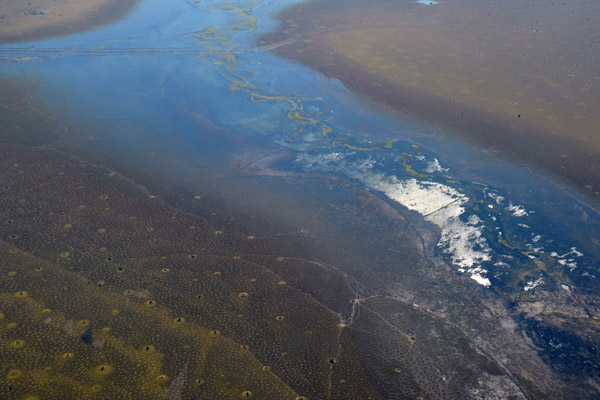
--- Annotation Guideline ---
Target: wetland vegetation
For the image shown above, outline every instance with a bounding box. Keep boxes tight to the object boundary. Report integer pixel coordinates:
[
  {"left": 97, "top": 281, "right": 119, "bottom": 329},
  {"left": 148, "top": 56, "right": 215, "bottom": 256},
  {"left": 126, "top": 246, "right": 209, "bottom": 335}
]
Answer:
[{"left": 1, "top": 0, "right": 600, "bottom": 398}]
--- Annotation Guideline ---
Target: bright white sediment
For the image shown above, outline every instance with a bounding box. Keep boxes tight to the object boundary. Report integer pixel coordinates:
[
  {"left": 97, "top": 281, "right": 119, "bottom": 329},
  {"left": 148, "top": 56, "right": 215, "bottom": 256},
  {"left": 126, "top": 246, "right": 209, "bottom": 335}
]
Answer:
[
  {"left": 524, "top": 277, "right": 544, "bottom": 291},
  {"left": 297, "top": 153, "right": 492, "bottom": 286},
  {"left": 425, "top": 158, "right": 448, "bottom": 174}
]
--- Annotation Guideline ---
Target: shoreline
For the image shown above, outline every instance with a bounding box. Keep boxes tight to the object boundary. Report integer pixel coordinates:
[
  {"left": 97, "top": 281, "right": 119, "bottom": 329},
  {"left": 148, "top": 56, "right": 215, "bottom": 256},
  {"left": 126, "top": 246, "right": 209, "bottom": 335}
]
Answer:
[
  {"left": 0, "top": 0, "right": 140, "bottom": 44},
  {"left": 259, "top": 0, "right": 600, "bottom": 202}
]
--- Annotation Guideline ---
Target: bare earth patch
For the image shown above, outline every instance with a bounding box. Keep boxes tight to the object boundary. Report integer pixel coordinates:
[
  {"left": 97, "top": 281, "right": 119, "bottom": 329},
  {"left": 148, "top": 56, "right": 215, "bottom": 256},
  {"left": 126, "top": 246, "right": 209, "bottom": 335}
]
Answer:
[
  {"left": 261, "top": 0, "right": 600, "bottom": 201},
  {"left": 0, "top": 0, "right": 138, "bottom": 43}
]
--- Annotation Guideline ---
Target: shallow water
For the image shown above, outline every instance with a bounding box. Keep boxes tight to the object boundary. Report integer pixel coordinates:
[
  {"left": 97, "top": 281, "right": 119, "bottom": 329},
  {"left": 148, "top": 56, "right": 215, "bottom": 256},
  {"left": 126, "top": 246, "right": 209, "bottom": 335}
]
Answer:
[
  {"left": 1, "top": 0, "right": 600, "bottom": 398},
  {"left": 262, "top": 0, "right": 600, "bottom": 202}
]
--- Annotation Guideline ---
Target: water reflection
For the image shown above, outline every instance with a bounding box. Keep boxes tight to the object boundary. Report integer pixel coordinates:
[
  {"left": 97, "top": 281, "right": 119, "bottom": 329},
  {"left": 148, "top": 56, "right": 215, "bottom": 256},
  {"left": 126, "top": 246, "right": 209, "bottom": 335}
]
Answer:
[{"left": 1, "top": 0, "right": 599, "bottom": 398}]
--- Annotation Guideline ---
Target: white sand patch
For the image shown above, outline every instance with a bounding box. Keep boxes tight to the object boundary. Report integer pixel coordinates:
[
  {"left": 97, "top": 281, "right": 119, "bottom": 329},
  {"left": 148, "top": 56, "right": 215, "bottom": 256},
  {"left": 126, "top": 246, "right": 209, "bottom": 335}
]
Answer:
[
  {"left": 488, "top": 192, "right": 504, "bottom": 204},
  {"left": 297, "top": 152, "right": 492, "bottom": 286},
  {"left": 553, "top": 247, "right": 583, "bottom": 272},
  {"left": 425, "top": 158, "right": 448, "bottom": 174},
  {"left": 507, "top": 202, "right": 528, "bottom": 217},
  {"left": 524, "top": 277, "right": 543, "bottom": 291}
]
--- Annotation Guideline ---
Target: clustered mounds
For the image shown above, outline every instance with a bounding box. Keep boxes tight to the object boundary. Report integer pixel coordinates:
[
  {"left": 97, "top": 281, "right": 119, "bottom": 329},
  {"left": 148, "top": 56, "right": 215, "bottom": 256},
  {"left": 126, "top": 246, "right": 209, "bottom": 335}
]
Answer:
[
  {"left": 0, "top": 144, "right": 364, "bottom": 399},
  {"left": 6, "top": 369, "right": 23, "bottom": 380},
  {"left": 10, "top": 339, "right": 26, "bottom": 349},
  {"left": 93, "top": 364, "right": 114, "bottom": 377},
  {"left": 155, "top": 374, "right": 169, "bottom": 384}
]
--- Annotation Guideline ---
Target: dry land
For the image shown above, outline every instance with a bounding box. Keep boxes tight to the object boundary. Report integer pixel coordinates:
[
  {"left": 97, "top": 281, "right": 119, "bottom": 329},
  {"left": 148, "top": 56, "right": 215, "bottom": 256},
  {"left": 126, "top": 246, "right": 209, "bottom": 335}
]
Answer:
[
  {"left": 0, "top": 0, "right": 138, "bottom": 43},
  {"left": 261, "top": 0, "right": 600, "bottom": 200}
]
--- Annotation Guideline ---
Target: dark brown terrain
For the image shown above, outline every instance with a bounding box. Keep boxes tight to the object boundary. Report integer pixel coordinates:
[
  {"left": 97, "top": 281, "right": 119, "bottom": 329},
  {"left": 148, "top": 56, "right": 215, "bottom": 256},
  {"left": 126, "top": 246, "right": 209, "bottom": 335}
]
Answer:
[
  {"left": 2, "top": 78, "right": 599, "bottom": 399},
  {"left": 260, "top": 0, "right": 600, "bottom": 201},
  {"left": 0, "top": 0, "right": 138, "bottom": 43}
]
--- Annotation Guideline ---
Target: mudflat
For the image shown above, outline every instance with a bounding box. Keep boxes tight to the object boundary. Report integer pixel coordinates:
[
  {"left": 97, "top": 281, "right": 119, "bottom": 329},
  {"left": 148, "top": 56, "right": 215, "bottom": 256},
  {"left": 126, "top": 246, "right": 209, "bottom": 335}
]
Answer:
[
  {"left": 260, "top": 0, "right": 600, "bottom": 200},
  {"left": 0, "top": 0, "right": 138, "bottom": 43}
]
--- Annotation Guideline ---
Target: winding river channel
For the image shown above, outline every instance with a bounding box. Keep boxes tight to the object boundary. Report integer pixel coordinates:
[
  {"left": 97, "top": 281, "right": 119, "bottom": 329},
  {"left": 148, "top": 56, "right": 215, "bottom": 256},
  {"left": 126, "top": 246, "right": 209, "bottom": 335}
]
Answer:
[{"left": 1, "top": 0, "right": 599, "bottom": 398}]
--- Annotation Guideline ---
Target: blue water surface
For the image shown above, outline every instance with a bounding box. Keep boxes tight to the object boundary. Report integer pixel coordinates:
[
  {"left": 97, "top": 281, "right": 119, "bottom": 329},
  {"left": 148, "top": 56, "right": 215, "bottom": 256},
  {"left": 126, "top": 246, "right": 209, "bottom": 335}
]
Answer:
[{"left": 1, "top": 0, "right": 598, "bottom": 292}]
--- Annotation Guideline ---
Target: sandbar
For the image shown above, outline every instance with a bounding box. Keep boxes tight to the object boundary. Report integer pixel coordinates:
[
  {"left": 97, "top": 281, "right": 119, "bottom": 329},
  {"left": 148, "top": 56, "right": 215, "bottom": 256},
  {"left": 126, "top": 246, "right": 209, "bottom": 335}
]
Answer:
[
  {"left": 260, "top": 0, "right": 600, "bottom": 200},
  {"left": 0, "top": 0, "right": 139, "bottom": 43}
]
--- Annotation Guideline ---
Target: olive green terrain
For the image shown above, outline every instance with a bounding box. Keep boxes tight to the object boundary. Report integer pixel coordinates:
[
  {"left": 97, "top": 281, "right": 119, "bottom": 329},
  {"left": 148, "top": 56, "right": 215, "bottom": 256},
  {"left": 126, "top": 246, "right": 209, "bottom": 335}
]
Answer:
[
  {"left": 0, "top": 84, "right": 513, "bottom": 398},
  {"left": 0, "top": 143, "right": 347, "bottom": 399},
  {"left": 0, "top": 143, "right": 524, "bottom": 400},
  {"left": 2, "top": 65, "right": 599, "bottom": 398}
]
